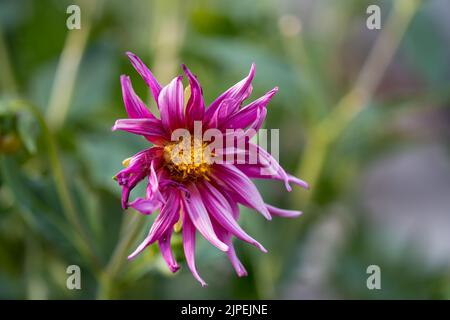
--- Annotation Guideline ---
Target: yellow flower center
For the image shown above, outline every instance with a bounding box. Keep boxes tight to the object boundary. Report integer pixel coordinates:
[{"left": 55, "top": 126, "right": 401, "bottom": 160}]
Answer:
[{"left": 163, "top": 137, "right": 213, "bottom": 182}]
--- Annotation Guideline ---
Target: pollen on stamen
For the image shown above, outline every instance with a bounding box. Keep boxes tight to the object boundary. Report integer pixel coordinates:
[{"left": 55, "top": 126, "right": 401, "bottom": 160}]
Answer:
[{"left": 163, "top": 138, "right": 213, "bottom": 182}]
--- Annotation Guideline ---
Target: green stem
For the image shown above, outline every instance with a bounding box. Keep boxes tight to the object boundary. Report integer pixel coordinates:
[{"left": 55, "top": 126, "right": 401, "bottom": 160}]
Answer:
[
  {"left": 45, "top": 0, "right": 100, "bottom": 130},
  {"left": 96, "top": 214, "right": 144, "bottom": 299},
  {"left": 0, "top": 27, "right": 18, "bottom": 94},
  {"left": 14, "top": 99, "right": 101, "bottom": 275}
]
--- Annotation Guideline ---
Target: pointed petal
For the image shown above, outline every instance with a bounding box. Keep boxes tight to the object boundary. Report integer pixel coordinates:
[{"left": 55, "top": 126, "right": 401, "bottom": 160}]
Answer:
[
  {"left": 234, "top": 143, "right": 309, "bottom": 191},
  {"left": 212, "top": 164, "right": 271, "bottom": 220},
  {"left": 214, "top": 224, "right": 248, "bottom": 277},
  {"left": 158, "top": 230, "right": 180, "bottom": 273},
  {"left": 182, "top": 64, "right": 204, "bottom": 128},
  {"left": 112, "top": 118, "right": 168, "bottom": 144},
  {"left": 126, "top": 51, "right": 161, "bottom": 103},
  {"left": 158, "top": 76, "right": 185, "bottom": 131},
  {"left": 182, "top": 212, "right": 207, "bottom": 286},
  {"left": 147, "top": 163, "right": 166, "bottom": 203},
  {"left": 120, "top": 75, "right": 155, "bottom": 119},
  {"left": 208, "top": 99, "right": 236, "bottom": 129},
  {"left": 205, "top": 63, "right": 255, "bottom": 121},
  {"left": 128, "top": 192, "right": 180, "bottom": 259},
  {"left": 220, "top": 87, "right": 278, "bottom": 130},
  {"left": 182, "top": 184, "right": 229, "bottom": 252},
  {"left": 235, "top": 164, "right": 309, "bottom": 190},
  {"left": 199, "top": 181, "right": 266, "bottom": 252},
  {"left": 266, "top": 204, "right": 303, "bottom": 218}
]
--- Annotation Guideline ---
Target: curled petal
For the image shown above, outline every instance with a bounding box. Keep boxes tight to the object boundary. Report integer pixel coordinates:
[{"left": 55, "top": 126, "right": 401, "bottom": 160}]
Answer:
[
  {"left": 182, "top": 211, "right": 207, "bottom": 286},
  {"left": 126, "top": 51, "right": 162, "bottom": 103},
  {"left": 212, "top": 164, "right": 271, "bottom": 220},
  {"left": 158, "top": 230, "right": 180, "bottom": 273},
  {"left": 128, "top": 197, "right": 160, "bottom": 215},
  {"left": 158, "top": 76, "right": 185, "bottom": 131},
  {"left": 182, "top": 184, "right": 229, "bottom": 252},
  {"left": 114, "top": 148, "right": 162, "bottom": 209}
]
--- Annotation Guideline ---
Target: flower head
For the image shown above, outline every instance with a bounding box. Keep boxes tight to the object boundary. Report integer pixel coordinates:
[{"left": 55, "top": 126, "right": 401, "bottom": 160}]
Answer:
[{"left": 113, "top": 52, "right": 308, "bottom": 286}]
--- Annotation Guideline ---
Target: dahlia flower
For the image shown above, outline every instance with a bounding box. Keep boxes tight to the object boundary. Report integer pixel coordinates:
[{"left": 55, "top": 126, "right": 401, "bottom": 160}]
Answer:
[{"left": 113, "top": 52, "right": 308, "bottom": 286}]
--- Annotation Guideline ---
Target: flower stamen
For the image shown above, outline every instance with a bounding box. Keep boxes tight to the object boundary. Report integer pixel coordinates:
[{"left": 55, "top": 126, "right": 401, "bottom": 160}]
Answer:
[{"left": 163, "top": 137, "right": 213, "bottom": 182}]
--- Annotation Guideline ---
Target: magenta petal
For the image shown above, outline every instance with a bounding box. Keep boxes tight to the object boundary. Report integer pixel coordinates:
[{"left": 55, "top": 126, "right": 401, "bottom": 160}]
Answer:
[
  {"left": 199, "top": 181, "right": 266, "bottom": 252},
  {"left": 147, "top": 163, "right": 166, "bottom": 203},
  {"left": 266, "top": 204, "right": 303, "bottom": 218},
  {"left": 230, "top": 142, "right": 309, "bottom": 192},
  {"left": 128, "top": 192, "right": 180, "bottom": 259},
  {"left": 112, "top": 118, "right": 167, "bottom": 143},
  {"left": 128, "top": 197, "right": 160, "bottom": 215},
  {"left": 158, "top": 76, "right": 185, "bottom": 131},
  {"left": 182, "top": 212, "right": 207, "bottom": 286},
  {"left": 182, "top": 64, "right": 204, "bottom": 128},
  {"left": 226, "top": 244, "right": 248, "bottom": 277},
  {"left": 205, "top": 63, "right": 255, "bottom": 121},
  {"left": 126, "top": 51, "right": 162, "bottom": 104},
  {"left": 158, "top": 230, "right": 180, "bottom": 273},
  {"left": 213, "top": 164, "right": 272, "bottom": 220},
  {"left": 208, "top": 99, "right": 237, "bottom": 129},
  {"left": 114, "top": 148, "right": 162, "bottom": 209},
  {"left": 287, "top": 174, "right": 310, "bottom": 190},
  {"left": 120, "top": 75, "right": 155, "bottom": 119},
  {"left": 182, "top": 184, "right": 229, "bottom": 252},
  {"left": 220, "top": 87, "right": 278, "bottom": 130},
  {"left": 214, "top": 225, "right": 248, "bottom": 277}
]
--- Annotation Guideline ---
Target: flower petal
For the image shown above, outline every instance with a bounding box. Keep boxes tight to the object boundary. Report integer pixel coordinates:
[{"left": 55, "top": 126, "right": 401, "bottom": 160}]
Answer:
[
  {"left": 220, "top": 87, "right": 278, "bottom": 130},
  {"left": 182, "top": 64, "right": 204, "bottom": 128},
  {"left": 212, "top": 164, "right": 271, "bottom": 220},
  {"left": 128, "top": 197, "right": 160, "bottom": 215},
  {"left": 114, "top": 148, "right": 162, "bottom": 209},
  {"left": 235, "top": 164, "right": 309, "bottom": 191},
  {"left": 126, "top": 51, "right": 162, "bottom": 104},
  {"left": 128, "top": 192, "right": 180, "bottom": 259},
  {"left": 213, "top": 223, "right": 248, "bottom": 277},
  {"left": 182, "top": 212, "right": 207, "bottom": 286},
  {"left": 205, "top": 63, "right": 255, "bottom": 121},
  {"left": 182, "top": 184, "right": 229, "bottom": 252},
  {"left": 199, "top": 180, "right": 266, "bottom": 252},
  {"left": 112, "top": 118, "right": 168, "bottom": 144},
  {"left": 208, "top": 99, "right": 236, "bottom": 129},
  {"left": 158, "top": 76, "right": 185, "bottom": 131},
  {"left": 120, "top": 75, "right": 156, "bottom": 119},
  {"left": 158, "top": 230, "right": 180, "bottom": 273},
  {"left": 266, "top": 204, "right": 303, "bottom": 218}
]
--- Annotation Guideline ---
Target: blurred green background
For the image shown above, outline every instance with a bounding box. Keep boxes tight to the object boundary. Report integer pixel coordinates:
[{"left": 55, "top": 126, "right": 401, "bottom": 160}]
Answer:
[{"left": 1, "top": 0, "right": 450, "bottom": 299}]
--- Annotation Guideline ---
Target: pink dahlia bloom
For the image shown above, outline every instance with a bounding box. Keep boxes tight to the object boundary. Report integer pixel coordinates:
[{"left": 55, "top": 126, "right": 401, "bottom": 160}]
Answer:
[{"left": 113, "top": 52, "right": 308, "bottom": 286}]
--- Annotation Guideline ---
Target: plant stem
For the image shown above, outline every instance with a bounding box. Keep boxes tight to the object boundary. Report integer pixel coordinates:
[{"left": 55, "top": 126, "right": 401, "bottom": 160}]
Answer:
[
  {"left": 15, "top": 99, "right": 101, "bottom": 275},
  {"left": 0, "top": 27, "right": 18, "bottom": 94},
  {"left": 96, "top": 214, "right": 145, "bottom": 299},
  {"left": 45, "top": 0, "right": 100, "bottom": 130}
]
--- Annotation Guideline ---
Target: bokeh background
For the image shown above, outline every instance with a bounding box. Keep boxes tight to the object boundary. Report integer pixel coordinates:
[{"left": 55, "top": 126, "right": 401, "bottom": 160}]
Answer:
[{"left": 1, "top": 0, "right": 449, "bottom": 299}]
